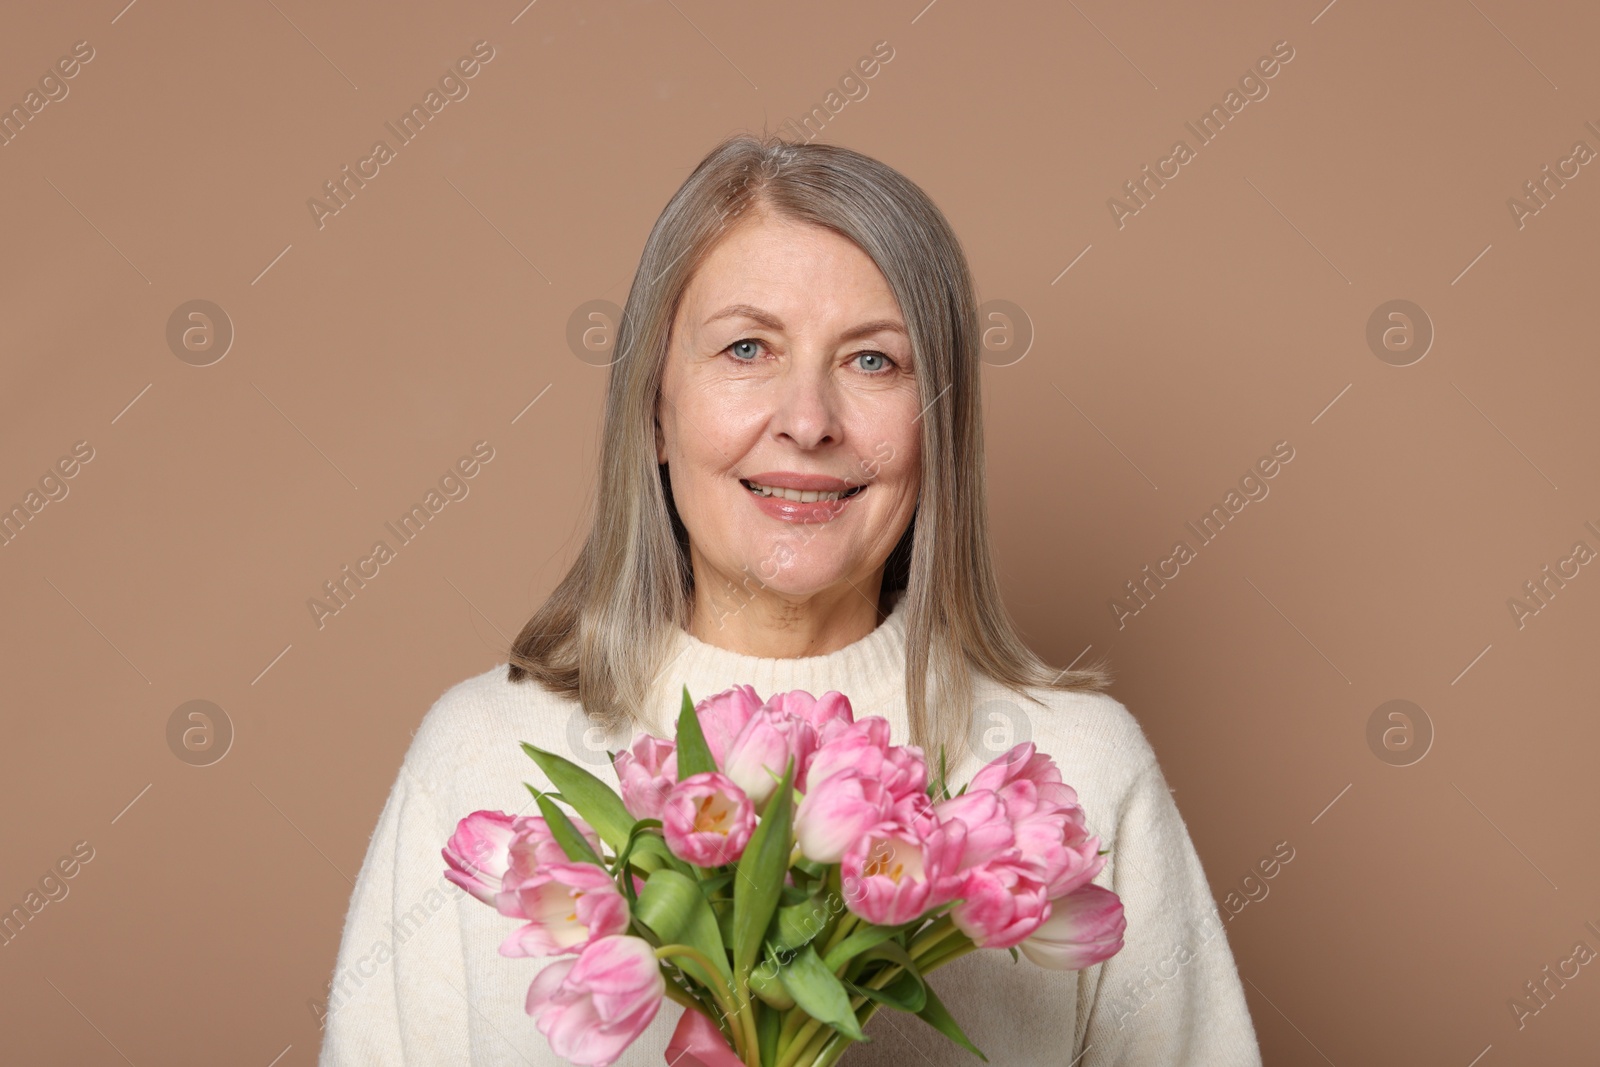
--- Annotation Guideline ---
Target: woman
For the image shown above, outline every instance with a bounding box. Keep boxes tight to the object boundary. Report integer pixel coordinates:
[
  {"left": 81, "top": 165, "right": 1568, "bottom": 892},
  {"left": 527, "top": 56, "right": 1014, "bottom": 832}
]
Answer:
[{"left": 320, "top": 133, "right": 1262, "bottom": 1065}]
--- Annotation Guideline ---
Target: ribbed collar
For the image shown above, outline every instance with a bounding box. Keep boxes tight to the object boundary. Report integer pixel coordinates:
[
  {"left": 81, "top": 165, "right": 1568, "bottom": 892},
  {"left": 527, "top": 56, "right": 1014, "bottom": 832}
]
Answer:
[{"left": 641, "top": 588, "right": 911, "bottom": 733}]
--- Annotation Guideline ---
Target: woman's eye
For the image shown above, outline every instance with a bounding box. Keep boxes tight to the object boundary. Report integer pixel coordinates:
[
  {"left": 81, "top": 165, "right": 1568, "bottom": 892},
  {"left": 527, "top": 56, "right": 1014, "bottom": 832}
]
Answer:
[
  {"left": 727, "top": 339, "right": 763, "bottom": 361},
  {"left": 854, "top": 350, "right": 894, "bottom": 373}
]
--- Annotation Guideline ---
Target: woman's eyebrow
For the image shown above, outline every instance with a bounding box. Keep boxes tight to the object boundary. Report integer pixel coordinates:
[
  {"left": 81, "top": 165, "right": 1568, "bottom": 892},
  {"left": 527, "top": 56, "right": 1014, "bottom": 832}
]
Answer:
[{"left": 705, "top": 303, "right": 908, "bottom": 341}]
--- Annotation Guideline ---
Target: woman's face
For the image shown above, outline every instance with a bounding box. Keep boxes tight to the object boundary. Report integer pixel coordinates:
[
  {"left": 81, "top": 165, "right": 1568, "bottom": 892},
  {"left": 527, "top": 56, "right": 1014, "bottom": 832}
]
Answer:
[{"left": 656, "top": 209, "right": 922, "bottom": 616}]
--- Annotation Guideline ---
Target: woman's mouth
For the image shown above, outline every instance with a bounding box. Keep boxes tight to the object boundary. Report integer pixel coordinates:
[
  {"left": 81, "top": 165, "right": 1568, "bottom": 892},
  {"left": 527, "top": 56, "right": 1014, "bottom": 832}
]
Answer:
[{"left": 739, "top": 479, "right": 865, "bottom": 503}]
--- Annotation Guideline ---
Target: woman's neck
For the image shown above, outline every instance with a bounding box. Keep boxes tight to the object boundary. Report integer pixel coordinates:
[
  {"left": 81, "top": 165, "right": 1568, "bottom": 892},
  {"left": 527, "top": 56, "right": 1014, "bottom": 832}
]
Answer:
[{"left": 685, "top": 571, "right": 888, "bottom": 659}]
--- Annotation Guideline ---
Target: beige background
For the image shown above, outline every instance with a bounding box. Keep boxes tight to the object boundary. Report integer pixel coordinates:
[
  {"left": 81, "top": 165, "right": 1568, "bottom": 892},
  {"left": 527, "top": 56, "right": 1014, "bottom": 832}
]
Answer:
[{"left": 3, "top": 0, "right": 1597, "bottom": 1063}]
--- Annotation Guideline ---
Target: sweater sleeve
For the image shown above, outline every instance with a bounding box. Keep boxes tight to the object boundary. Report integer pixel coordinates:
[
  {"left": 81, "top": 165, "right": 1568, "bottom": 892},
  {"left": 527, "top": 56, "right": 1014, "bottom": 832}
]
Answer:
[
  {"left": 319, "top": 765, "right": 472, "bottom": 1065},
  {"left": 1078, "top": 758, "right": 1263, "bottom": 1066}
]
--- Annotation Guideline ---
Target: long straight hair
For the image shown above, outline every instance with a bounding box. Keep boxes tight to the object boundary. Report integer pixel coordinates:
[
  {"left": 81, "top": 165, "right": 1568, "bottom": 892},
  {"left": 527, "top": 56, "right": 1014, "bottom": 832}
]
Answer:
[{"left": 508, "top": 132, "right": 1109, "bottom": 764}]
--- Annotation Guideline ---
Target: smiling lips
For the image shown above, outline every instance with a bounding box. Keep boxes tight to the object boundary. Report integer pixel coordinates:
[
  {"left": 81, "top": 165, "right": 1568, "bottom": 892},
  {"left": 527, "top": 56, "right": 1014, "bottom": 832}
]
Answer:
[
  {"left": 741, "top": 480, "right": 864, "bottom": 503},
  {"left": 739, "top": 473, "right": 866, "bottom": 522}
]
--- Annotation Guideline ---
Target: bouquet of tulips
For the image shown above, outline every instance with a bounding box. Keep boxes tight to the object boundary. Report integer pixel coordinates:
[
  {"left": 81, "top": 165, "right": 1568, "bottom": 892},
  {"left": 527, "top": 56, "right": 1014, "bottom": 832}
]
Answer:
[{"left": 442, "top": 685, "right": 1126, "bottom": 1067}]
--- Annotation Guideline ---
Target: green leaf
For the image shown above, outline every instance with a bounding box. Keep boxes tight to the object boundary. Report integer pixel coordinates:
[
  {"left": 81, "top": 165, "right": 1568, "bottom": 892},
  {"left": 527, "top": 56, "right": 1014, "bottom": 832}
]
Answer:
[
  {"left": 847, "top": 967, "right": 926, "bottom": 1013},
  {"left": 778, "top": 884, "right": 812, "bottom": 907},
  {"left": 777, "top": 942, "right": 868, "bottom": 1043},
  {"left": 928, "top": 743, "right": 951, "bottom": 803},
  {"left": 716, "top": 896, "right": 736, "bottom": 950},
  {"left": 613, "top": 820, "right": 669, "bottom": 904},
  {"left": 769, "top": 893, "right": 833, "bottom": 953},
  {"left": 529, "top": 788, "right": 605, "bottom": 866},
  {"left": 749, "top": 944, "right": 797, "bottom": 1010},
  {"left": 520, "top": 741, "right": 635, "bottom": 853},
  {"left": 633, "top": 868, "right": 732, "bottom": 995},
  {"left": 697, "top": 871, "right": 737, "bottom": 897},
  {"left": 845, "top": 940, "right": 926, "bottom": 1009},
  {"left": 913, "top": 977, "right": 988, "bottom": 1061},
  {"left": 822, "top": 922, "right": 911, "bottom": 973},
  {"left": 675, "top": 685, "right": 716, "bottom": 780},
  {"left": 624, "top": 832, "right": 694, "bottom": 880},
  {"left": 731, "top": 756, "right": 795, "bottom": 985},
  {"left": 791, "top": 858, "right": 828, "bottom": 881}
]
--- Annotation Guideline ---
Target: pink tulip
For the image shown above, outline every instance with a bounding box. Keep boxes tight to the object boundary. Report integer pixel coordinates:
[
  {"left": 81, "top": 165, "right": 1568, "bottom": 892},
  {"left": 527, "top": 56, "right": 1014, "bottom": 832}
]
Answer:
[
  {"left": 498, "top": 862, "right": 631, "bottom": 957},
  {"left": 1011, "top": 804, "right": 1106, "bottom": 899},
  {"left": 948, "top": 862, "right": 1053, "bottom": 948},
  {"left": 842, "top": 818, "right": 967, "bottom": 926},
  {"left": 525, "top": 934, "right": 665, "bottom": 1066},
  {"left": 932, "top": 789, "right": 1016, "bottom": 872},
  {"left": 963, "top": 745, "right": 1108, "bottom": 900},
  {"left": 1017, "top": 883, "right": 1126, "bottom": 970},
  {"left": 612, "top": 734, "right": 678, "bottom": 821},
  {"left": 804, "top": 717, "right": 891, "bottom": 792},
  {"left": 794, "top": 770, "right": 894, "bottom": 863},
  {"left": 805, "top": 717, "right": 927, "bottom": 802},
  {"left": 662, "top": 772, "right": 756, "bottom": 867},
  {"left": 972, "top": 742, "right": 1082, "bottom": 817},
  {"left": 693, "top": 685, "right": 765, "bottom": 767},
  {"left": 880, "top": 743, "right": 931, "bottom": 803},
  {"left": 442, "top": 810, "right": 519, "bottom": 905},
  {"left": 765, "top": 689, "right": 856, "bottom": 747},
  {"left": 723, "top": 706, "right": 816, "bottom": 806},
  {"left": 499, "top": 815, "right": 606, "bottom": 897}
]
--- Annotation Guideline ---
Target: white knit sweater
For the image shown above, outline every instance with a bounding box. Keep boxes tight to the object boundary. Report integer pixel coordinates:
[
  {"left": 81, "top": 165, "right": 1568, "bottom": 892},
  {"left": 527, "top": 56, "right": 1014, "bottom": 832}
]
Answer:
[{"left": 319, "top": 593, "right": 1262, "bottom": 1065}]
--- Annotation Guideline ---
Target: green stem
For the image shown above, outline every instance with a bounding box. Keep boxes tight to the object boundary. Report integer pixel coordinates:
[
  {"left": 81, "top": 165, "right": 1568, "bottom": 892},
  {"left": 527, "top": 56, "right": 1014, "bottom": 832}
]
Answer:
[
  {"left": 775, "top": 1017, "right": 825, "bottom": 1067},
  {"left": 735, "top": 986, "right": 760, "bottom": 1067},
  {"left": 906, "top": 915, "right": 959, "bottom": 960},
  {"left": 819, "top": 912, "right": 860, "bottom": 959},
  {"left": 916, "top": 939, "right": 979, "bottom": 974},
  {"left": 654, "top": 944, "right": 744, "bottom": 1059},
  {"left": 776, "top": 1007, "right": 811, "bottom": 1057},
  {"left": 809, "top": 1031, "right": 852, "bottom": 1067},
  {"left": 789, "top": 1020, "right": 838, "bottom": 1067},
  {"left": 659, "top": 977, "right": 703, "bottom": 1013}
]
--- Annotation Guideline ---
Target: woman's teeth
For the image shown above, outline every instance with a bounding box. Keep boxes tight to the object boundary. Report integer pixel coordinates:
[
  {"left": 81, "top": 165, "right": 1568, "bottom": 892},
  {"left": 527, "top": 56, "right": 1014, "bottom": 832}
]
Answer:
[{"left": 741, "top": 480, "right": 864, "bottom": 503}]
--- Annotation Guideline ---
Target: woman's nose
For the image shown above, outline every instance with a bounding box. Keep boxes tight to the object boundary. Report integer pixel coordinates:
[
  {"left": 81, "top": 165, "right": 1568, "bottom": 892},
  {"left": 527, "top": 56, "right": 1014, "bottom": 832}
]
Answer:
[{"left": 768, "top": 362, "right": 843, "bottom": 449}]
